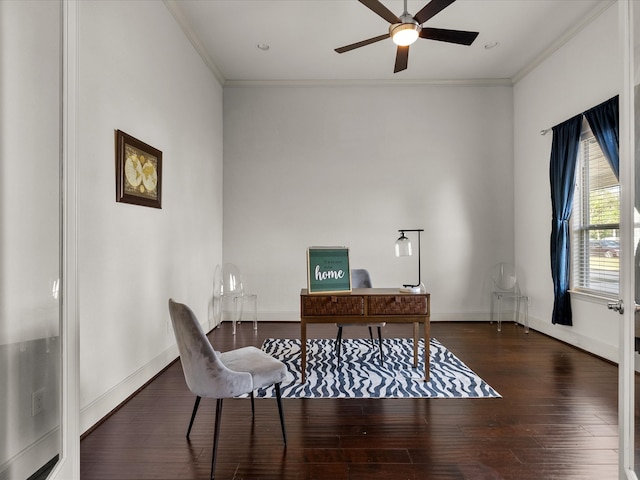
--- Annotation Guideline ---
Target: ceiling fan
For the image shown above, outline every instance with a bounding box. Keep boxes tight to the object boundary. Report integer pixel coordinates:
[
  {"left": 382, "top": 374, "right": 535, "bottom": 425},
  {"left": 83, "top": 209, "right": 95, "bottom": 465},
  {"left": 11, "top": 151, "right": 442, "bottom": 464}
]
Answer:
[{"left": 335, "top": 0, "right": 479, "bottom": 73}]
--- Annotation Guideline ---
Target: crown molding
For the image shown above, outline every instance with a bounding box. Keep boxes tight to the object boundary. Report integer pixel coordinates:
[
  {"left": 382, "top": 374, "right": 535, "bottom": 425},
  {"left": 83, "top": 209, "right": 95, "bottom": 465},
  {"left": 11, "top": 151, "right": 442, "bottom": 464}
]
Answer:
[
  {"left": 512, "top": 0, "right": 616, "bottom": 85},
  {"left": 224, "top": 78, "right": 513, "bottom": 88},
  {"left": 162, "top": 0, "right": 508, "bottom": 89},
  {"left": 164, "top": 0, "right": 614, "bottom": 90},
  {"left": 163, "top": 0, "right": 225, "bottom": 86}
]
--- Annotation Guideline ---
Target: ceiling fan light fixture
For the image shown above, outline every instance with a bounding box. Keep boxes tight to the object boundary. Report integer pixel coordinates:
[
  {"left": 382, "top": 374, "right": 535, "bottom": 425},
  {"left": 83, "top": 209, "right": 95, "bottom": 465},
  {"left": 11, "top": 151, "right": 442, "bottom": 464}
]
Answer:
[
  {"left": 334, "top": 0, "right": 479, "bottom": 72},
  {"left": 390, "top": 23, "right": 421, "bottom": 47}
]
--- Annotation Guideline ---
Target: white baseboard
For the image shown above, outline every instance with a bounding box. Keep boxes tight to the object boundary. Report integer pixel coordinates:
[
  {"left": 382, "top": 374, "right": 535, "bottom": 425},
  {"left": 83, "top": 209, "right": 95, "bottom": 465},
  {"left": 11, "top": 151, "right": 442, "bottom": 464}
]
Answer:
[
  {"left": 0, "top": 427, "right": 59, "bottom": 480},
  {"left": 80, "top": 343, "right": 179, "bottom": 434},
  {"left": 258, "top": 311, "right": 300, "bottom": 322},
  {"left": 429, "top": 312, "right": 491, "bottom": 322},
  {"left": 525, "top": 315, "right": 618, "bottom": 364},
  {"left": 78, "top": 311, "right": 622, "bottom": 439},
  {"left": 257, "top": 311, "right": 618, "bottom": 363},
  {"left": 257, "top": 311, "right": 493, "bottom": 322}
]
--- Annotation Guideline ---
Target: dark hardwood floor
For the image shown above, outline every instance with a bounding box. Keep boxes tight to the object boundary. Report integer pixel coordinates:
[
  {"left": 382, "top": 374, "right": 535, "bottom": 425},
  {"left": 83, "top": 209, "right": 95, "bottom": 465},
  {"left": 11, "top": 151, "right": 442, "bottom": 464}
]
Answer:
[{"left": 80, "top": 321, "right": 626, "bottom": 479}]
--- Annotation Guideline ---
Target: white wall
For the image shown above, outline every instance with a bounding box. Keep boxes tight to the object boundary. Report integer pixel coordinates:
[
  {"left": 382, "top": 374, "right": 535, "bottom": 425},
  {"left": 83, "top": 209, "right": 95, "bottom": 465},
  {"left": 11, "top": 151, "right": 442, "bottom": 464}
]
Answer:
[
  {"left": 223, "top": 84, "right": 514, "bottom": 321},
  {"left": 77, "top": 1, "right": 223, "bottom": 432},
  {"left": 513, "top": 3, "right": 620, "bottom": 361}
]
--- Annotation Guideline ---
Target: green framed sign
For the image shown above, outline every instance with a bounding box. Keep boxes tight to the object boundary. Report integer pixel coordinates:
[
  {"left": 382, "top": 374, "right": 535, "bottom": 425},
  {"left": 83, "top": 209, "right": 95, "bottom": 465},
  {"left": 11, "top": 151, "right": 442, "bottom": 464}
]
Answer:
[{"left": 306, "top": 247, "right": 351, "bottom": 294}]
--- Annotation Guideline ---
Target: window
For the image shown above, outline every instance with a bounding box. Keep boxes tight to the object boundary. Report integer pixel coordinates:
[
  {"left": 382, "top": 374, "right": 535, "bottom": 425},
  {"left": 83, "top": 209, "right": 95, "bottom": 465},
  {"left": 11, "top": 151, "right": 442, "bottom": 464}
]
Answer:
[{"left": 571, "top": 118, "right": 620, "bottom": 296}]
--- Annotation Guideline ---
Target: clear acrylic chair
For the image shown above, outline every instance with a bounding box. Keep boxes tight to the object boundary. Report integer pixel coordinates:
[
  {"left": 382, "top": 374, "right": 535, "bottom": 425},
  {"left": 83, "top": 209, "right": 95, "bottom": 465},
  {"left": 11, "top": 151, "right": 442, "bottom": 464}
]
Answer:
[
  {"left": 209, "top": 263, "right": 257, "bottom": 334},
  {"left": 490, "top": 262, "right": 529, "bottom": 333}
]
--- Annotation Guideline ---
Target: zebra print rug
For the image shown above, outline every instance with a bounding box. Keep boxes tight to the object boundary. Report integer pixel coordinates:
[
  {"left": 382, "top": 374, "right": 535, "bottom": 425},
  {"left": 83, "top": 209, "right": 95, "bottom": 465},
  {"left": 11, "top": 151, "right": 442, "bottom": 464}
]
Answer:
[{"left": 255, "top": 337, "right": 501, "bottom": 399}]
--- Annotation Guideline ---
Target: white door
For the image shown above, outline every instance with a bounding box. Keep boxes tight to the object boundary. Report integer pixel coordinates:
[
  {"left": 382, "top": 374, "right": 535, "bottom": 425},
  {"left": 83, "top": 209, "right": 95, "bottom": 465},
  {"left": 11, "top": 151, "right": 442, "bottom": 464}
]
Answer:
[
  {"left": 619, "top": 1, "right": 638, "bottom": 478},
  {"left": 0, "top": 1, "right": 63, "bottom": 478},
  {"left": 50, "top": 1, "right": 81, "bottom": 478}
]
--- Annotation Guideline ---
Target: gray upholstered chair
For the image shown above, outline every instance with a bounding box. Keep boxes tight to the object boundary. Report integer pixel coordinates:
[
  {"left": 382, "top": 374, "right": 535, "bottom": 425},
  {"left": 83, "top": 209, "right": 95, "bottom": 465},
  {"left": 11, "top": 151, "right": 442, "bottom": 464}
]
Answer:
[
  {"left": 335, "top": 269, "right": 385, "bottom": 365},
  {"left": 168, "top": 299, "right": 287, "bottom": 480}
]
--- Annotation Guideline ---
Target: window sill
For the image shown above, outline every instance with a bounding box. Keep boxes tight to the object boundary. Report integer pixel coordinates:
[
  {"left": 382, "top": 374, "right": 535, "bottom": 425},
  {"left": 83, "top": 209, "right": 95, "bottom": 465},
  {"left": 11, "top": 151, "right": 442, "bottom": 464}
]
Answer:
[{"left": 569, "top": 289, "right": 617, "bottom": 305}]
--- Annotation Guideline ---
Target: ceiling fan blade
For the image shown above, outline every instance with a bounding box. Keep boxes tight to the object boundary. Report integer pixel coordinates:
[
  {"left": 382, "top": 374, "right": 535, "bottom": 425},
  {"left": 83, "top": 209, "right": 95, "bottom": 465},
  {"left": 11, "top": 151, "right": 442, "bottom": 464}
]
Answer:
[
  {"left": 359, "top": 0, "right": 401, "bottom": 24},
  {"left": 335, "top": 33, "right": 389, "bottom": 54},
  {"left": 414, "top": 0, "right": 456, "bottom": 25},
  {"left": 394, "top": 45, "right": 409, "bottom": 73},
  {"left": 420, "top": 28, "right": 479, "bottom": 45}
]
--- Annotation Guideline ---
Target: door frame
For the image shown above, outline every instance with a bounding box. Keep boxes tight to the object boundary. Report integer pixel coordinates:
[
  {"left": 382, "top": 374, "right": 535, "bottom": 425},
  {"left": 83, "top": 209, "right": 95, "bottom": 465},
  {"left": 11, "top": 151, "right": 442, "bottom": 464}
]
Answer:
[
  {"left": 48, "top": 1, "right": 80, "bottom": 478},
  {"left": 618, "top": 1, "right": 637, "bottom": 478}
]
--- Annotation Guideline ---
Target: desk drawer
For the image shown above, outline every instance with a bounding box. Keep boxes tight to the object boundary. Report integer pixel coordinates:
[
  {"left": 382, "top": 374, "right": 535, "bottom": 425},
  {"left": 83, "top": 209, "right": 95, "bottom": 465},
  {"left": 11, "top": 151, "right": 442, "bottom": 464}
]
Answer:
[
  {"left": 302, "top": 295, "right": 364, "bottom": 316},
  {"left": 368, "top": 295, "right": 428, "bottom": 316}
]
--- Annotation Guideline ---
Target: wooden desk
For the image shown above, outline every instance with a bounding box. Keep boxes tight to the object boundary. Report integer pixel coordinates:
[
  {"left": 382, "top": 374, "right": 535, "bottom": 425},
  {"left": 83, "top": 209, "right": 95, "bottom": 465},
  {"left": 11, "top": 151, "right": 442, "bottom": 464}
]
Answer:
[{"left": 300, "top": 288, "right": 430, "bottom": 382}]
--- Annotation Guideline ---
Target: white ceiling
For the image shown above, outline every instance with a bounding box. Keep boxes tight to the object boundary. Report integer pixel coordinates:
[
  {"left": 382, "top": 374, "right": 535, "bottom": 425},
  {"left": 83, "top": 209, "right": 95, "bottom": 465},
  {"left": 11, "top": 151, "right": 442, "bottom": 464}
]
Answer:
[{"left": 165, "top": 0, "right": 611, "bottom": 85}]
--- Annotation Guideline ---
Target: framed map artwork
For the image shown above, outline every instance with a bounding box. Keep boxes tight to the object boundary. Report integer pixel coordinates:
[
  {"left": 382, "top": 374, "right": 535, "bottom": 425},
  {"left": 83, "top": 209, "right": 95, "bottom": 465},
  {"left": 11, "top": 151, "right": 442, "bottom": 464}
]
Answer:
[{"left": 115, "top": 129, "right": 162, "bottom": 209}]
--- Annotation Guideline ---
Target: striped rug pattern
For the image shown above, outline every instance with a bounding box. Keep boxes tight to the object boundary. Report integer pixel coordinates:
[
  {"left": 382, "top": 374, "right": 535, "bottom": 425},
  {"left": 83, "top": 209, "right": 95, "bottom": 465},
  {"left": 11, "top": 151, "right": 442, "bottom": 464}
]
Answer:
[{"left": 255, "top": 337, "right": 501, "bottom": 399}]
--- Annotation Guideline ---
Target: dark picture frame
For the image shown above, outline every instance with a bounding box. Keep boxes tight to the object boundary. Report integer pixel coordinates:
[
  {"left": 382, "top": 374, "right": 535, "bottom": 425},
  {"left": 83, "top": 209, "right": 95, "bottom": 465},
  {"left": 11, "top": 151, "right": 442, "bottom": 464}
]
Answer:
[
  {"left": 115, "top": 129, "right": 162, "bottom": 209},
  {"left": 307, "top": 246, "right": 352, "bottom": 294}
]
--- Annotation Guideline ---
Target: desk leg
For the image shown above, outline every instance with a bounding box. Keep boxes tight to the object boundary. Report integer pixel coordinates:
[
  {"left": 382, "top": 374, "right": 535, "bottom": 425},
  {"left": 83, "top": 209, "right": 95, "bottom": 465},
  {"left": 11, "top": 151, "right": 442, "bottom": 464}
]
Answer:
[
  {"left": 301, "top": 320, "right": 307, "bottom": 383},
  {"left": 413, "top": 322, "right": 418, "bottom": 368},
  {"left": 423, "top": 319, "right": 429, "bottom": 381}
]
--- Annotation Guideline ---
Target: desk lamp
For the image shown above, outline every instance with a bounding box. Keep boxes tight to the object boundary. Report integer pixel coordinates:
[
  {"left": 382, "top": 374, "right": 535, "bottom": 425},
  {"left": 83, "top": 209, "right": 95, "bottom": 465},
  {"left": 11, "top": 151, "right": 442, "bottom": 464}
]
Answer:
[{"left": 395, "top": 229, "right": 425, "bottom": 293}]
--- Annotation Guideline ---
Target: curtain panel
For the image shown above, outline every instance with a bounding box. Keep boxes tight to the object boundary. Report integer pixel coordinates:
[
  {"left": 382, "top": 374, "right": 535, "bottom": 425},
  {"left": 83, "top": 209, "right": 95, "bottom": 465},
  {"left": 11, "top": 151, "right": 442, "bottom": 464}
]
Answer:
[
  {"left": 549, "top": 115, "right": 582, "bottom": 326},
  {"left": 584, "top": 96, "right": 619, "bottom": 179},
  {"left": 548, "top": 95, "right": 619, "bottom": 327}
]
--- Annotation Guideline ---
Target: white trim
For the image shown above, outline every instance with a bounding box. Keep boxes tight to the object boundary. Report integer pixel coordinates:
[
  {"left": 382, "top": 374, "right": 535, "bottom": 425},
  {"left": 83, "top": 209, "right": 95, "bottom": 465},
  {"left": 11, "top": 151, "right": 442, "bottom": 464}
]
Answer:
[
  {"left": 255, "top": 311, "right": 622, "bottom": 367},
  {"left": 569, "top": 289, "right": 618, "bottom": 304},
  {"left": 49, "top": 1, "right": 80, "bottom": 478},
  {"left": 258, "top": 311, "right": 300, "bottom": 322},
  {"left": 224, "top": 78, "right": 513, "bottom": 88},
  {"left": 259, "top": 311, "right": 500, "bottom": 323},
  {"left": 162, "top": 0, "right": 225, "bottom": 86},
  {"left": 430, "top": 312, "right": 492, "bottom": 322},
  {"left": 249, "top": 312, "right": 619, "bottom": 363},
  {"left": 618, "top": 1, "right": 636, "bottom": 477},
  {"left": 527, "top": 314, "right": 618, "bottom": 364},
  {"left": 0, "top": 428, "right": 60, "bottom": 480},
  {"left": 512, "top": 0, "right": 616, "bottom": 84},
  {"left": 80, "top": 344, "right": 179, "bottom": 434},
  {"left": 160, "top": 0, "right": 613, "bottom": 88}
]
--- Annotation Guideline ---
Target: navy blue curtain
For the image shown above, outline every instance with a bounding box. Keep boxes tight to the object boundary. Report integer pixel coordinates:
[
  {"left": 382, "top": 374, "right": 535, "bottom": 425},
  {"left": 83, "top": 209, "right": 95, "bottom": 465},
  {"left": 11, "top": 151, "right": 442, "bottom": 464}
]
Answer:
[
  {"left": 549, "top": 115, "right": 582, "bottom": 326},
  {"left": 584, "top": 96, "right": 619, "bottom": 179}
]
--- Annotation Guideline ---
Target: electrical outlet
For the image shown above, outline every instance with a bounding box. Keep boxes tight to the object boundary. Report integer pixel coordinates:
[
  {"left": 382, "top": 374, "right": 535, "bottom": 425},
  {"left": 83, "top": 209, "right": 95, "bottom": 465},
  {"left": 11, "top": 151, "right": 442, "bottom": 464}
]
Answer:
[{"left": 32, "top": 389, "right": 45, "bottom": 416}]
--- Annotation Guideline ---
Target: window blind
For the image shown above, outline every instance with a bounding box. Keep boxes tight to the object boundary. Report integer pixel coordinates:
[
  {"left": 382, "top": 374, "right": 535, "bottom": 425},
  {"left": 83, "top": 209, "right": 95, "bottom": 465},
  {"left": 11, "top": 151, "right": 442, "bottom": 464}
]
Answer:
[{"left": 571, "top": 119, "right": 620, "bottom": 296}]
